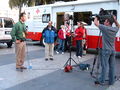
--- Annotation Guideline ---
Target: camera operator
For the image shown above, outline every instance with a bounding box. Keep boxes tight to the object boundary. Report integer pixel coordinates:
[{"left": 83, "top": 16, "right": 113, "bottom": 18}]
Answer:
[{"left": 94, "top": 16, "right": 119, "bottom": 85}]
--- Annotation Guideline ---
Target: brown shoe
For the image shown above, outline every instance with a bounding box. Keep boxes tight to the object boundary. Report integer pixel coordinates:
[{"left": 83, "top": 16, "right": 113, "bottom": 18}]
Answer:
[
  {"left": 45, "top": 58, "right": 48, "bottom": 61},
  {"left": 16, "top": 67, "right": 21, "bottom": 69},
  {"left": 21, "top": 66, "right": 27, "bottom": 69},
  {"left": 16, "top": 66, "right": 22, "bottom": 69},
  {"left": 50, "top": 58, "right": 53, "bottom": 60}
]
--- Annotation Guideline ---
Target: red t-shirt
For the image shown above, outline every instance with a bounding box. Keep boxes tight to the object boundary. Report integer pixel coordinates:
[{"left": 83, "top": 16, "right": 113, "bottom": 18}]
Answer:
[
  {"left": 75, "top": 27, "right": 84, "bottom": 40},
  {"left": 58, "top": 29, "right": 66, "bottom": 40}
]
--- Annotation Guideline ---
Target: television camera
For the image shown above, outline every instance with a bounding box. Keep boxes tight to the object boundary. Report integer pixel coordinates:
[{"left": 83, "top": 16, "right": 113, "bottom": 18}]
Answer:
[{"left": 90, "top": 9, "right": 114, "bottom": 24}]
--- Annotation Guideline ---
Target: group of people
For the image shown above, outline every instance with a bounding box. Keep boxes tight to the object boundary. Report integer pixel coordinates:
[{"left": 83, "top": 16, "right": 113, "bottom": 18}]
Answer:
[
  {"left": 10, "top": 12, "right": 120, "bottom": 86},
  {"left": 42, "top": 21, "right": 87, "bottom": 60},
  {"left": 56, "top": 21, "right": 87, "bottom": 57}
]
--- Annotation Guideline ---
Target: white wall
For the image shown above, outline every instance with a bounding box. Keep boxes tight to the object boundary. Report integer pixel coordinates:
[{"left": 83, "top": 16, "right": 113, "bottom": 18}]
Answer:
[
  {"left": 0, "top": 0, "right": 19, "bottom": 22},
  {"left": 0, "top": 0, "right": 9, "bottom": 9}
]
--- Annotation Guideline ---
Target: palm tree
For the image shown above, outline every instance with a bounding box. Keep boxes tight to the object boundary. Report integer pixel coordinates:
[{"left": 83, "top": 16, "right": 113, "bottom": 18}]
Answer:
[
  {"left": 35, "top": 0, "right": 55, "bottom": 5},
  {"left": 9, "top": 0, "right": 35, "bottom": 19},
  {"left": 9, "top": 0, "right": 77, "bottom": 20},
  {"left": 53, "top": 0, "right": 76, "bottom": 3},
  {"left": 35, "top": 0, "right": 76, "bottom": 5},
  {"left": 64, "top": 0, "right": 76, "bottom": 1}
]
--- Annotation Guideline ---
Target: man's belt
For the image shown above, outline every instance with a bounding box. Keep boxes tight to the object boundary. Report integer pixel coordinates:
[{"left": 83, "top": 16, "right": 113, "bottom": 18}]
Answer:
[{"left": 17, "top": 39, "right": 25, "bottom": 42}]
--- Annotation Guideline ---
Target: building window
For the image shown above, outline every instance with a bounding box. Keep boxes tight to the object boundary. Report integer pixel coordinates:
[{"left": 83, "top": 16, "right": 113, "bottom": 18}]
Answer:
[
  {"left": 0, "top": 19, "right": 3, "bottom": 28},
  {"left": 4, "top": 18, "right": 13, "bottom": 28}
]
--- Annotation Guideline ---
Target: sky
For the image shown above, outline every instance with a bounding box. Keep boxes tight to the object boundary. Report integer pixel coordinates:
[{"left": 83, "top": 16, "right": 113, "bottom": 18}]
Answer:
[{"left": 0, "top": 0, "right": 9, "bottom": 9}]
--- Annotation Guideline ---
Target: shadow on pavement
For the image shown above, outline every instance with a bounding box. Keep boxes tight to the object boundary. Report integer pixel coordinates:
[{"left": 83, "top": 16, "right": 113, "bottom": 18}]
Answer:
[{"left": 5, "top": 67, "right": 108, "bottom": 90}]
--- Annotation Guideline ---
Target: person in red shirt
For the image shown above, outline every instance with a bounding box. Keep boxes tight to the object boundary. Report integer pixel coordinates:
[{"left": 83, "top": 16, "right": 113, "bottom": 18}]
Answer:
[
  {"left": 56, "top": 25, "right": 66, "bottom": 54},
  {"left": 73, "top": 21, "right": 84, "bottom": 58}
]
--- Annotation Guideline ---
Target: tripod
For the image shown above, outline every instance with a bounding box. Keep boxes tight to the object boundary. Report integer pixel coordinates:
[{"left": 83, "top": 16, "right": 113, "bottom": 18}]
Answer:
[
  {"left": 90, "top": 31, "right": 120, "bottom": 82},
  {"left": 90, "top": 31, "right": 102, "bottom": 78},
  {"left": 64, "top": 36, "right": 78, "bottom": 67}
]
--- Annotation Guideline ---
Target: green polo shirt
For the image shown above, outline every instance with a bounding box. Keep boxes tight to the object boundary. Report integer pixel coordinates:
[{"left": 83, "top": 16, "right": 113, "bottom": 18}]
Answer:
[{"left": 11, "top": 21, "right": 26, "bottom": 42}]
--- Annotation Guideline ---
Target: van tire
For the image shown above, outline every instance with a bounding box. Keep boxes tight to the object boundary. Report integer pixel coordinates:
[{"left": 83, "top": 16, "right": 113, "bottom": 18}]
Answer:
[
  {"left": 7, "top": 40, "right": 13, "bottom": 48},
  {"left": 40, "top": 38, "right": 45, "bottom": 47}
]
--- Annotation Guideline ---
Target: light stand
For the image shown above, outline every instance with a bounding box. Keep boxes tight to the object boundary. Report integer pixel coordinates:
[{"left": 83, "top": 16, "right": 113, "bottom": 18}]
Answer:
[{"left": 64, "top": 18, "right": 78, "bottom": 72}]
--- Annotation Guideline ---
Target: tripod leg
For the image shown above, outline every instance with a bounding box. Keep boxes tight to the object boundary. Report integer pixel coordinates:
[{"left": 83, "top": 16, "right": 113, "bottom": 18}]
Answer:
[
  {"left": 94, "top": 49, "right": 101, "bottom": 79},
  {"left": 96, "top": 54, "right": 100, "bottom": 75},
  {"left": 64, "top": 57, "right": 78, "bottom": 67},
  {"left": 71, "top": 58, "right": 78, "bottom": 65},
  {"left": 64, "top": 58, "right": 71, "bottom": 67},
  {"left": 90, "top": 55, "right": 97, "bottom": 76}
]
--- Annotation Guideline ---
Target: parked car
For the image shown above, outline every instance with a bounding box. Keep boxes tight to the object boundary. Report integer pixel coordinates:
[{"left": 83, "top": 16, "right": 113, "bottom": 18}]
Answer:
[{"left": 0, "top": 17, "right": 14, "bottom": 48}]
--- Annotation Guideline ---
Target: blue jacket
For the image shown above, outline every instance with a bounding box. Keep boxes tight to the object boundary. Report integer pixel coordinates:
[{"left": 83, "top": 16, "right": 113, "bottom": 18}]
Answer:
[{"left": 42, "top": 26, "right": 57, "bottom": 43}]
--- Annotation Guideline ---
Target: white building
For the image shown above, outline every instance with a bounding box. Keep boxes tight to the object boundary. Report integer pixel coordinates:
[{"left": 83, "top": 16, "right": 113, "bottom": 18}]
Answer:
[{"left": 0, "top": 0, "right": 19, "bottom": 22}]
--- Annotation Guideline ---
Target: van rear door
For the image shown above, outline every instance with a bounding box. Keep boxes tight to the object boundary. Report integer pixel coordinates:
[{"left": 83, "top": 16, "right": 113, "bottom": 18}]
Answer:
[
  {"left": 2, "top": 18, "right": 13, "bottom": 40},
  {"left": 0, "top": 18, "right": 5, "bottom": 40}
]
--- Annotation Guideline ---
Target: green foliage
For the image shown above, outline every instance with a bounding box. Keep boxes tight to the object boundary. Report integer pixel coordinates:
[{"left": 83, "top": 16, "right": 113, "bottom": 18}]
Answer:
[
  {"left": 9, "top": 0, "right": 77, "bottom": 8},
  {"left": 8, "top": 0, "right": 76, "bottom": 20},
  {"left": 35, "top": 0, "right": 76, "bottom": 5},
  {"left": 9, "top": 0, "right": 36, "bottom": 9}
]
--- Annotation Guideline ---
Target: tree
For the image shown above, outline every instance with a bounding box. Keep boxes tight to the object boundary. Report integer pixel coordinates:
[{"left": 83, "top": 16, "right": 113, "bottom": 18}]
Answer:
[
  {"left": 35, "top": 0, "right": 55, "bottom": 5},
  {"left": 35, "top": 0, "right": 76, "bottom": 5},
  {"left": 9, "top": 0, "right": 77, "bottom": 20},
  {"left": 9, "top": 0, "right": 35, "bottom": 19},
  {"left": 55, "top": 0, "right": 76, "bottom": 2}
]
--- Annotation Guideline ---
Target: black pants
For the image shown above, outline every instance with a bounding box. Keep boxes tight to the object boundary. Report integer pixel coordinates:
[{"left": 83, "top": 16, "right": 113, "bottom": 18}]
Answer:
[
  {"left": 76, "top": 40, "right": 83, "bottom": 57},
  {"left": 65, "top": 36, "right": 71, "bottom": 51}
]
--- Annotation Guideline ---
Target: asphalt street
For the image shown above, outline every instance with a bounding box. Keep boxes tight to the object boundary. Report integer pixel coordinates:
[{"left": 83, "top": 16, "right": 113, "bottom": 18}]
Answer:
[{"left": 0, "top": 42, "right": 120, "bottom": 90}]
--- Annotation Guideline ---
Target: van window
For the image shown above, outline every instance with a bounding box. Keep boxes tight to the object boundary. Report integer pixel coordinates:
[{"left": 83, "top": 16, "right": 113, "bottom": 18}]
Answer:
[
  {"left": 4, "top": 18, "right": 13, "bottom": 28},
  {"left": 73, "top": 11, "right": 92, "bottom": 25},
  {"left": 0, "top": 19, "right": 3, "bottom": 28}
]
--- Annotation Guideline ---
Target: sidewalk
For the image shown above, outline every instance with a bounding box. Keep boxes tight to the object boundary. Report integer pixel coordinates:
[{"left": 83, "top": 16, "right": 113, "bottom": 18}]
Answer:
[{"left": 0, "top": 52, "right": 119, "bottom": 90}]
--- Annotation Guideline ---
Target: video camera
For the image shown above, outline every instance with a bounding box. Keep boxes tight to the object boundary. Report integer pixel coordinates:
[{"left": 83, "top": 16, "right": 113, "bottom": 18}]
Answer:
[
  {"left": 90, "top": 9, "right": 114, "bottom": 24},
  {"left": 90, "top": 14, "right": 114, "bottom": 24}
]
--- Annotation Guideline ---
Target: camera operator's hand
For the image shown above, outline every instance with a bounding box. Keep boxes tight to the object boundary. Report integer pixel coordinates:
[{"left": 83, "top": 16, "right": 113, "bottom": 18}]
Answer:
[
  {"left": 113, "top": 15, "right": 120, "bottom": 28},
  {"left": 94, "top": 17, "right": 100, "bottom": 27},
  {"left": 113, "top": 15, "right": 117, "bottom": 20}
]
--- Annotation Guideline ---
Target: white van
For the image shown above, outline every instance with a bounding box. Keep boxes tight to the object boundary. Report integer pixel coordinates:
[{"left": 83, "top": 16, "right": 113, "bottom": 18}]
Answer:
[
  {"left": 0, "top": 17, "right": 14, "bottom": 48},
  {"left": 24, "top": 0, "right": 120, "bottom": 52}
]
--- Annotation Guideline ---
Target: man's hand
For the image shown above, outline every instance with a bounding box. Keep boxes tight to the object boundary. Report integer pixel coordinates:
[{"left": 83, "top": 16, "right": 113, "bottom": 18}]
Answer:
[
  {"left": 71, "top": 33, "right": 77, "bottom": 37},
  {"left": 94, "top": 17, "right": 100, "bottom": 27},
  {"left": 113, "top": 15, "right": 117, "bottom": 20},
  {"left": 113, "top": 15, "right": 120, "bottom": 28},
  {"left": 25, "top": 31, "right": 28, "bottom": 36},
  {"left": 16, "top": 40, "right": 21, "bottom": 44}
]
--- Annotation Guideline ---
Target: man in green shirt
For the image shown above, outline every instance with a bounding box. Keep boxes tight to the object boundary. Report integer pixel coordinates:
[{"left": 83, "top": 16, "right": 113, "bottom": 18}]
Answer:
[{"left": 11, "top": 12, "right": 27, "bottom": 70}]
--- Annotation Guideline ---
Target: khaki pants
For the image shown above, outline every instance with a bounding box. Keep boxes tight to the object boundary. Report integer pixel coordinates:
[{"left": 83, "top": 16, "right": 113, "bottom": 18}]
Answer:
[
  {"left": 15, "top": 42, "right": 26, "bottom": 68},
  {"left": 45, "top": 43, "right": 54, "bottom": 59}
]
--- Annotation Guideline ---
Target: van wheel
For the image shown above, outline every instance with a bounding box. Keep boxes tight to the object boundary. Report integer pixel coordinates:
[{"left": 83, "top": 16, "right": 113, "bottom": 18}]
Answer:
[
  {"left": 40, "top": 38, "right": 45, "bottom": 47},
  {"left": 7, "top": 40, "right": 13, "bottom": 48}
]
